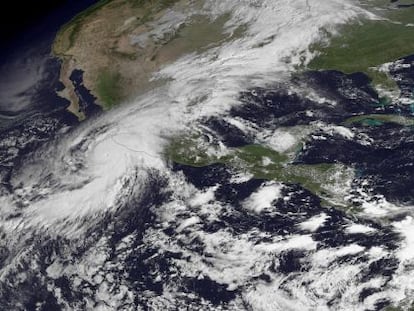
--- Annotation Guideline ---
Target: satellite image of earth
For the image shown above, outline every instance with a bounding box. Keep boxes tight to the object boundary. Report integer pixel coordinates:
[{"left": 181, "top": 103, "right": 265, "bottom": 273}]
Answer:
[{"left": 1, "top": 0, "right": 414, "bottom": 310}]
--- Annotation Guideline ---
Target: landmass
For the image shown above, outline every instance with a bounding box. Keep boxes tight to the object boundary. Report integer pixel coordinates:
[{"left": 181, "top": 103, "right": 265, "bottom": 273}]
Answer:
[
  {"left": 52, "top": 0, "right": 414, "bottom": 213},
  {"left": 52, "top": 0, "right": 238, "bottom": 118},
  {"left": 309, "top": 0, "right": 414, "bottom": 96},
  {"left": 164, "top": 0, "right": 414, "bottom": 210}
]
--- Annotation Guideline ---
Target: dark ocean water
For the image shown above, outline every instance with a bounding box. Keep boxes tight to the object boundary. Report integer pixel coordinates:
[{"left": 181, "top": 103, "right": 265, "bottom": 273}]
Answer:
[
  {"left": 0, "top": 0, "right": 100, "bottom": 128},
  {"left": 0, "top": 1, "right": 101, "bottom": 54},
  {"left": 70, "top": 69, "right": 101, "bottom": 117},
  {"left": 0, "top": 0, "right": 101, "bottom": 190},
  {"left": 0, "top": 2, "right": 414, "bottom": 309}
]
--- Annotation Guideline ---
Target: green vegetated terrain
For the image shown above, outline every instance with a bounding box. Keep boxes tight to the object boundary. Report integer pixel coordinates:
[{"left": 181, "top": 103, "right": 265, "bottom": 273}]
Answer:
[
  {"left": 309, "top": 0, "right": 414, "bottom": 92},
  {"left": 164, "top": 1, "right": 414, "bottom": 212},
  {"left": 344, "top": 114, "right": 414, "bottom": 127},
  {"left": 58, "top": 0, "right": 414, "bottom": 210},
  {"left": 385, "top": 303, "right": 414, "bottom": 311},
  {"left": 53, "top": 0, "right": 183, "bottom": 110},
  {"left": 167, "top": 136, "right": 354, "bottom": 208},
  {"left": 168, "top": 110, "right": 414, "bottom": 209},
  {"left": 96, "top": 69, "right": 122, "bottom": 109},
  {"left": 53, "top": 0, "right": 245, "bottom": 113}
]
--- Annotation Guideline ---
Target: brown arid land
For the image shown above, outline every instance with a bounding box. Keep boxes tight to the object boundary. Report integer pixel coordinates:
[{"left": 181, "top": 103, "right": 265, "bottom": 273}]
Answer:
[{"left": 52, "top": 0, "right": 241, "bottom": 119}]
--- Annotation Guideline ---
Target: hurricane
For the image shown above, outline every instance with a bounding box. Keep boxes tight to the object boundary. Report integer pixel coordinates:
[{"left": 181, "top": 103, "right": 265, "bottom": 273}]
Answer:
[{"left": 1, "top": 0, "right": 414, "bottom": 310}]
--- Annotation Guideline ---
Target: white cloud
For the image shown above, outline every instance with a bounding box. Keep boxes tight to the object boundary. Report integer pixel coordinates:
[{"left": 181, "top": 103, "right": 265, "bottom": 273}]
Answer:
[{"left": 243, "top": 182, "right": 283, "bottom": 213}]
